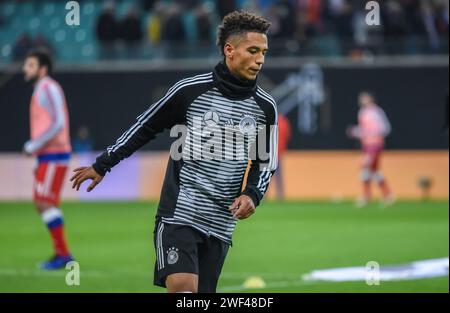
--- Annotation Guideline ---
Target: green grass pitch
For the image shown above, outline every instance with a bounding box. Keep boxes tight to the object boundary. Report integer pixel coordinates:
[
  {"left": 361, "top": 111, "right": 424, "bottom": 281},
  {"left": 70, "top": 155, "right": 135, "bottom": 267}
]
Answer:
[{"left": 0, "top": 200, "right": 448, "bottom": 292}]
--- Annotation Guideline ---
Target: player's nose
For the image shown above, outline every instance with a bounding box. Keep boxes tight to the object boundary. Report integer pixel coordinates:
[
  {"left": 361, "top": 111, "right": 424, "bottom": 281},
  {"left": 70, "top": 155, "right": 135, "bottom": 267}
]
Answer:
[{"left": 255, "top": 53, "right": 265, "bottom": 66}]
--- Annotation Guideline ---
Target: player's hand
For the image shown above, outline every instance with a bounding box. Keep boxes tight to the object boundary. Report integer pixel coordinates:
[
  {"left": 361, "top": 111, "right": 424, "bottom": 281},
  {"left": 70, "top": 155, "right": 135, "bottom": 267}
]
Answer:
[
  {"left": 346, "top": 125, "right": 359, "bottom": 139},
  {"left": 70, "top": 166, "right": 103, "bottom": 192},
  {"left": 22, "top": 141, "right": 34, "bottom": 157},
  {"left": 22, "top": 149, "right": 32, "bottom": 157},
  {"left": 229, "top": 195, "right": 255, "bottom": 220}
]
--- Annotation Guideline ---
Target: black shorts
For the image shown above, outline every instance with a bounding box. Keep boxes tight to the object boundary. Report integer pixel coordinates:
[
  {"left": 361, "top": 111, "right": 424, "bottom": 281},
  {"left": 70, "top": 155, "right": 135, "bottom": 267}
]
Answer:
[{"left": 153, "top": 217, "right": 230, "bottom": 293}]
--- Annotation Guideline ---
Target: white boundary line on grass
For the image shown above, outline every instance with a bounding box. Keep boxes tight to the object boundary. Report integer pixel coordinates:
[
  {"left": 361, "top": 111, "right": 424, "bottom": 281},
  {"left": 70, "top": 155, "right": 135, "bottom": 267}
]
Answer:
[
  {"left": 0, "top": 267, "right": 317, "bottom": 292},
  {"left": 0, "top": 268, "right": 301, "bottom": 279}
]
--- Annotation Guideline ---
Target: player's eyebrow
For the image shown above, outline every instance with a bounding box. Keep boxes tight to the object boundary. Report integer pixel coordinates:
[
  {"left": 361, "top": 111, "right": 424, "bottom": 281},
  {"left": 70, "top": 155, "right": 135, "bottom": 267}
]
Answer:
[
  {"left": 247, "top": 47, "right": 268, "bottom": 56},
  {"left": 247, "top": 46, "right": 268, "bottom": 52}
]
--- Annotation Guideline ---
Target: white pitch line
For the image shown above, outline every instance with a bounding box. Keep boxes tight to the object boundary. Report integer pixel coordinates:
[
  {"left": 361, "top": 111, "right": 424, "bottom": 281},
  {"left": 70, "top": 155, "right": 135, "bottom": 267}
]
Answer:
[
  {"left": 220, "top": 272, "right": 301, "bottom": 279},
  {"left": 0, "top": 267, "right": 314, "bottom": 292},
  {"left": 217, "top": 280, "right": 318, "bottom": 292},
  {"left": 0, "top": 268, "right": 301, "bottom": 280},
  {"left": 0, "top": 268, "right": 107, "bottom": 278}
]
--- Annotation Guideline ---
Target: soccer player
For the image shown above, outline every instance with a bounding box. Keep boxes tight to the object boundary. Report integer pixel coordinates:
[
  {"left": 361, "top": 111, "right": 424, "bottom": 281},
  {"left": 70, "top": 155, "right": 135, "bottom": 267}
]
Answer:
[
  {"left": 347, "top": 90, "right": 394, "bottom": 207},
  {"left": 71, "top": 11, "right": 278, "bottom": 293},
  {"left": 23, "top": 49, "right": 74, "bottom": 269}
]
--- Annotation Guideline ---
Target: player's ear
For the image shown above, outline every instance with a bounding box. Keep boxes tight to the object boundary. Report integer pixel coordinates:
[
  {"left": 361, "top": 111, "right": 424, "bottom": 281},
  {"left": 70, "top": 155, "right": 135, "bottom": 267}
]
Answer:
[
  {"left": 38, "top": 65, "right": 47, "bottom": 78},
  {"left": 224, "top": 43, "right": 234, "bottom": 60}
]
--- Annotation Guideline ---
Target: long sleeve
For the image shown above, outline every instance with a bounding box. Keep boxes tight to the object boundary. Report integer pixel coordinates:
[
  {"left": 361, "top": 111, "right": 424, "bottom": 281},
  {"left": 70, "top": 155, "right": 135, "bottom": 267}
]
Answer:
[
  {"left": 241, "top": 88, "right": 278, "bottom": 207},
  {"left": 378, "top": 108, "right": 391, "bottom": 136},
  {"left": 358, "top": 106, "right": 391, "bottom": 139},
  {"left": 24, "top": 83, "right": 66, "bottom": 154},
  {"left": 92, "top": 81, "right": 188, "bottom": 176}
]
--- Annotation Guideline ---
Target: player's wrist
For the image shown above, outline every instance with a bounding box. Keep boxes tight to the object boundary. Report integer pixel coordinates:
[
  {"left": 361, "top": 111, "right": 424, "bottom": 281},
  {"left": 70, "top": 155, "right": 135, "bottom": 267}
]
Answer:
[
  {"left": 241, "top": 188, "right": 260, "bottom": 207},
  {"left": 92, "top": 162, "right": 106, "bottom": 177}
]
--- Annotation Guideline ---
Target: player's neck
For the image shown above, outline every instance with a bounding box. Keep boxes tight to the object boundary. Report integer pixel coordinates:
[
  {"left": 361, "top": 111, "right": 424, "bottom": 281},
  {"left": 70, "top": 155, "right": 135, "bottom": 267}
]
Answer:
[
  {"left": 214, "top": 60, "right": 256, "bottom": 100},
  {"left": 224, "top": 59, "right": 242, "bottom": 81},
  {"left": 34, "top": 75, "right": 49, "bottom": 87}
]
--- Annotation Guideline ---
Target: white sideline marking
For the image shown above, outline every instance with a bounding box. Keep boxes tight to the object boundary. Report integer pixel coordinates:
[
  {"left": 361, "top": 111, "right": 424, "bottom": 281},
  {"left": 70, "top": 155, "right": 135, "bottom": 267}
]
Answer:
[
  {"left": 2, "top": 257, "right": 447, "bottom": 292},
  {"left": 302, "top": 257, "right": 449, "bottom": 282},
  {"left": 0, "top": 267, "right": 314, "bottom": 292},
  {"left": 0, "top": 268, "right": 298, "bottom": 280},
  {"left": 218, "top": 280, "right": 317, "bottom": 292}
]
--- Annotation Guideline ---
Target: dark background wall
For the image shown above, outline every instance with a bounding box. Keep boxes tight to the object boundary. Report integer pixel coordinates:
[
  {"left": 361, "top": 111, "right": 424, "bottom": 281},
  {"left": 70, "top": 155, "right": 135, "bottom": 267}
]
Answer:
[{"left": 0, "top": 64, "right": 448, "bottom": 151}]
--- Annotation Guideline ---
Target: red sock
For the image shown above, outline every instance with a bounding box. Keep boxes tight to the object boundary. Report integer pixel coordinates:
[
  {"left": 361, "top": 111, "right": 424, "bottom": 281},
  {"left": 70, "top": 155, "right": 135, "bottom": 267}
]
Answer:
[
  {"left": 42, "top": 208, "right": 71, "bottom": 257},
  {"left": 363, "top": 181, "right": 371, "bottom": 200},
  {"left": 49, "top": 224, "right": 70, "bottom": 257},
  {"left": 379, "top": 180, "right": 391, "bottom": 199}
]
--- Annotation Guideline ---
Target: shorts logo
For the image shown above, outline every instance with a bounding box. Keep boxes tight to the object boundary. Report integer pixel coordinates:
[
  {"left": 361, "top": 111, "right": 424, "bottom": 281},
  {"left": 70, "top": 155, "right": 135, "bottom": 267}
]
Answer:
[
  {"left": 167, "top": 247, "right": 179, "bottom": 265},
  {"left": 239, "top": 114, "right": 257, "bottom": 134},
  {"left": 203, "top": 110, "right": 220, "bottom": 126}
]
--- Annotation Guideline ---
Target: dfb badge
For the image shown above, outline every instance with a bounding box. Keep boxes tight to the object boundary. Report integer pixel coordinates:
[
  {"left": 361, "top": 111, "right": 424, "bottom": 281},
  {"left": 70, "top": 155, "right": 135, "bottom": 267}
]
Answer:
[
  {"left": 167, "top": 247, "right": 179, "bottom": 265},
  {"left": 239, "top": 114, "right": 257, "bottom": 134}
]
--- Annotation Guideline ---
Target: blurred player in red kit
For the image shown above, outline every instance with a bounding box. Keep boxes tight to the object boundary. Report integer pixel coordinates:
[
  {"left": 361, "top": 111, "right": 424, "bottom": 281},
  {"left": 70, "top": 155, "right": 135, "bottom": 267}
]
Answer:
[
  {"left": 274, "top": 114, "right": 292, "bottom": 199},
  {"left": 347, "top": 91, "right": 394, "bottom": 207},
  {"left": 22, "top": 49, "right": 74, "bottom": 269}
]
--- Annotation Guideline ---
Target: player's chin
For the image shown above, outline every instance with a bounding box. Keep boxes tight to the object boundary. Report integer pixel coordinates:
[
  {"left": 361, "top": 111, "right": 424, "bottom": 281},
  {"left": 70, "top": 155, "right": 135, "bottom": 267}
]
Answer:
[
  {"left": 246, "top": 74, "right": 258, "bottom": 81},
  {"left": 245, "top": 71, "right": 259, "bottom": 80}
]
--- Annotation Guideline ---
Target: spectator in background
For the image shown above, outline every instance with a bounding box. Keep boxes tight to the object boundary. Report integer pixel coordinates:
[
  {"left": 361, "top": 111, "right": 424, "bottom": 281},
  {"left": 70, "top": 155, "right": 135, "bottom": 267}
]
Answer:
[
  {"left": 216, "top": 0, "right": 236, "bottom": 19},
  {"left": 297, "top": 0, "right": 322, "bottom": 34},
  {"left": 120, "top": 6, "right": 143, "bottom": 58},
  {"left": 12, "top": 33, "right": 33, "bottom": 61},
  {"left": 162, "top": 4, "right": 186, "bottom": 43},
  {"left": 350, "top": 1, "right": 383, "bottom": 56},
  {"left": 403, "top": 0, "right": 423, "bottom": 33},
  {"left": 73, "top": 126, "right": 94, "bottom": 153},
  {"left": 96, "top": 1, "right": 119, "bottom": 59},
  {"left": 264, "top": 0, "right": 299, "bottom": 55},
  {"left": 182, "top": 0, "right": 200, "bottom": 10},
  {"left": 436, "top": 0, "right": 449, "bottom": 35},
  {"left": 420, "top": 1, "right": 441, "bottom": 51},
  {"left": 257, "top": 0, "right": 275, "bottom": 11},
  {"left": 274, "top": 0, "right": 297, "bottom": 39},
  {"left": 241, "top": 0, "right": 263, "bottom": 16},
  {"left": 147, "top": 2, "right": 167, "bottom": 45},
  {"left": 141, "top": 0, "right": 158, "bottom": 11},
  {"left": 264, "top": 3, "right": 281, "bottom": 37},
  {"left": 381, "top": 0, "right": 408, "bottom": 53},
  {"left": 195, "top": 3, "right": 213, "bottom": 44},
  {"left": 401, "top": 0, "right": 425, "bottom": 53},
  {"left": 32, "top": 33, "right": 54, "bottom": 56},
  {"left": 333, "top": 1, "right": 354, "bottom": 42}
]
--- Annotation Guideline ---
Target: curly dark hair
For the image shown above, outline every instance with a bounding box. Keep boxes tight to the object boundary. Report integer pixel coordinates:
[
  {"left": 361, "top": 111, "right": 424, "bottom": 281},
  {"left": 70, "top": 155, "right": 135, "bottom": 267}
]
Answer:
[
  {"left": 216, "top": 11, "right": 271, "bottom": 56},
  {"left": 27, "top": 48, "right": 53, "bottom": 74}
]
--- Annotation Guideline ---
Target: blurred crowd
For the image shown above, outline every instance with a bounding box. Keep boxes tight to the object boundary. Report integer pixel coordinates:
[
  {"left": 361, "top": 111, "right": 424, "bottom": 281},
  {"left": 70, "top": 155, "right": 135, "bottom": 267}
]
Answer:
[
  {"left": 6, "top": 0, "right": 450, "bottom": 60},
  {"left": 95, "top": 0, "right": 220, "bottom": 59},
  {"left": 11, "top": 32, "right": 53, "bottom": 61},
  {"left": 94, "top": 0, "right": 449, "bottom": 58}
]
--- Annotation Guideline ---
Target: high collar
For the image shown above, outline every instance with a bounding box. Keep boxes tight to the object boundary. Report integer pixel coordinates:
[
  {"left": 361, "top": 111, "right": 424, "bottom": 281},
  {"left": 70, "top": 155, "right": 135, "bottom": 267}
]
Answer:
[
  {"left": 33, "top": 76, "right": 50, "bottom": 91},
  {"left": 213, "top": 61, "right": 257, "bottom": 100}
]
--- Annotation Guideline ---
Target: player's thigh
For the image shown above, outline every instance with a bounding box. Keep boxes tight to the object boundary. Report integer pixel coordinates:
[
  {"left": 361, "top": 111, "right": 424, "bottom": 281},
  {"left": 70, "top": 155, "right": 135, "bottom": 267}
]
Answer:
[
  {"left": 361, "top": 152, "right": 375, "bottom": 169},
  {"left": 371, "top": 150, "right": 382, "bottom": 171},
  {"left": 33, "top": 162, "right": 68, "bottom": 208},
  {"left": 153, "top": 219, "right": 201, "bottom": 290},
  {"left": 197, "top": 237, "right": 230, "bottom": 293}
]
